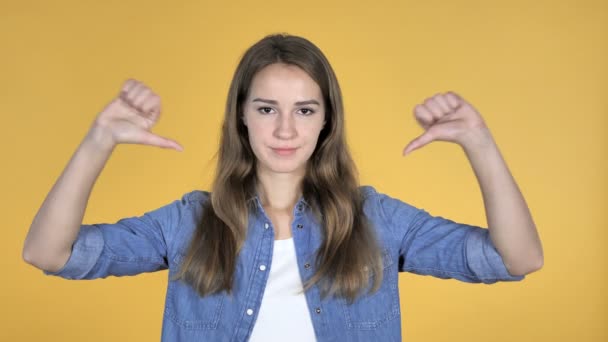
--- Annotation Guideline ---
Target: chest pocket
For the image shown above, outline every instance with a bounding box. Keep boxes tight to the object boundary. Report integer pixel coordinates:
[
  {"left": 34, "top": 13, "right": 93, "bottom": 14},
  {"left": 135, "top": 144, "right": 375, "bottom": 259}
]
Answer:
[
  {"left": 164, "top": 252, "right": 225, "bottom": 330},
  {"left": 340, "top": 248, "right": 400, "bottom": 330}
]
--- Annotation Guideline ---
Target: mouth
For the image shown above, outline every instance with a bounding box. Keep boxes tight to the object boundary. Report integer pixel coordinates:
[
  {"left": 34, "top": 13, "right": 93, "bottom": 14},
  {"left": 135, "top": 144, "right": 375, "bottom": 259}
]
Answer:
[{"left": 271, "top": 147, "right": 298, "bottom": 156}]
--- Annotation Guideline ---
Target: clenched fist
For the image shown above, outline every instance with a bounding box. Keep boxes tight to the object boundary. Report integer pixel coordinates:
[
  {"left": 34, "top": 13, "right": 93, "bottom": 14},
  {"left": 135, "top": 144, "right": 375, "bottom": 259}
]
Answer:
[{"left": 87, "top": 79, "right": 184, "bottom": 152}]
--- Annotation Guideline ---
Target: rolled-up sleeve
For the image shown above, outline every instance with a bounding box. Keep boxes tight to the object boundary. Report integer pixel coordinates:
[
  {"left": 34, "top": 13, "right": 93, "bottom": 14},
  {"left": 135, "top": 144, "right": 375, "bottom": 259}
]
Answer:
[
  {"left": 43, "top": 191, "right": 201, "bottom": 280},
  {"left": 43, "top": 225, "right": 104, "bottom": 279},
  {"left": 375, "top": 189, "right": 524, "bottom": 283}
]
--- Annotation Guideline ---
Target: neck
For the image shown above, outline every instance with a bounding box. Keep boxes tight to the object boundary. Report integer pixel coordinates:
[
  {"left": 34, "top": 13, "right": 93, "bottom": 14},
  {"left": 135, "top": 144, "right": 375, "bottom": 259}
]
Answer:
[{"left": 255, "top": 166, "right": 304, "bottom": 212}]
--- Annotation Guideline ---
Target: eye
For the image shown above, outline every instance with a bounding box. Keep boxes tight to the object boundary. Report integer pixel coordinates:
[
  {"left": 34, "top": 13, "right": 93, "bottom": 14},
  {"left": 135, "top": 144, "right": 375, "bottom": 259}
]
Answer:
[
  {"left": 257, "top": 107, "right": 274, "bottom": 114},
  {"left": 299, "top": 108, "right": 315, "bottom": 115}
]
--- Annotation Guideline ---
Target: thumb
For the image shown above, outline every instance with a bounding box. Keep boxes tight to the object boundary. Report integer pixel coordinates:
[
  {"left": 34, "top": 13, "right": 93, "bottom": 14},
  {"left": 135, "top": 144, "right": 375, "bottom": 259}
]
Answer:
[
  {"left": 402, "top": 131, "right": 434, "bottom": 156},
  {"left": 140, "top": 131, "right": 184, "bottom": 152}
]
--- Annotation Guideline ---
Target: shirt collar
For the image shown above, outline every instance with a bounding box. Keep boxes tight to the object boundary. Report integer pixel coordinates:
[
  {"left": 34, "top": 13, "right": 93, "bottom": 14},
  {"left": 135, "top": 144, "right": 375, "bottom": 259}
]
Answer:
[{"left": 247, "top": 193, "right": 311, "bottom": 215}]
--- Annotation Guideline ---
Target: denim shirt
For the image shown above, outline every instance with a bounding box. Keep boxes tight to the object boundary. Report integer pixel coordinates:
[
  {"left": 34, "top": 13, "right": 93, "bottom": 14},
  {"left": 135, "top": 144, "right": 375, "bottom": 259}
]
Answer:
[{"left": 43, "top": 185, "right": 525, "bottom": 341}]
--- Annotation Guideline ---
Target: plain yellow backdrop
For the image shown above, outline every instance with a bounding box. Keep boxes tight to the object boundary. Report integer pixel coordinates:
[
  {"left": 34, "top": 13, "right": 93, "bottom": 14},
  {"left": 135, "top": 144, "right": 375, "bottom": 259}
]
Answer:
[{"left": 2, "top": 0, "right": 606, "bottom": 341}]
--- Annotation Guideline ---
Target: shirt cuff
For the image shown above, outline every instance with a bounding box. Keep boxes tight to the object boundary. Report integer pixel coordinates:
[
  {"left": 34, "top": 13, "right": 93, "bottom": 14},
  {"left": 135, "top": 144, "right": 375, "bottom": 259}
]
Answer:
[
  {"left": 43, "top": 225, "right": 104, "bottom": 279},
  {"left": 466, "top": 228, "right": 525, "bottom": 283}
]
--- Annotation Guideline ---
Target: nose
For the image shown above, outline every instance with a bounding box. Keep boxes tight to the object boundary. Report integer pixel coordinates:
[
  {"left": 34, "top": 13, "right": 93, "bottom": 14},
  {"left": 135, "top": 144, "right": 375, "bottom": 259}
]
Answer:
[{"left": 273, "top": 113, "right": 297, "bottom": 139}]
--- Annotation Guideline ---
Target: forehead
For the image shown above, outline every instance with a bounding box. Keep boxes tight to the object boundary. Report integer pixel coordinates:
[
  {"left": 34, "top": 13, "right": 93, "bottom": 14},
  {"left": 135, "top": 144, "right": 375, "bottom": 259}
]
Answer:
[{"left": 249, "top": 63, "right": 322, "bottom": 99}]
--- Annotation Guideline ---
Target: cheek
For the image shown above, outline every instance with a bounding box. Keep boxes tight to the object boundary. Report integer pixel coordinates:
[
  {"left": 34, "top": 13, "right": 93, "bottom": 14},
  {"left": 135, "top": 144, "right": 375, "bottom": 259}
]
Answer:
[{"left": 246, "top": 123, "right": 269, "bottom": 147}]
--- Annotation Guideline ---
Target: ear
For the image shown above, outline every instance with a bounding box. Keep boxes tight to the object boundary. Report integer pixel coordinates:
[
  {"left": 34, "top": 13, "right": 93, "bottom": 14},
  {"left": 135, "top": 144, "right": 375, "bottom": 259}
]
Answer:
[{"left": 242, "top": 116, "right": 247, "bottom": 126}]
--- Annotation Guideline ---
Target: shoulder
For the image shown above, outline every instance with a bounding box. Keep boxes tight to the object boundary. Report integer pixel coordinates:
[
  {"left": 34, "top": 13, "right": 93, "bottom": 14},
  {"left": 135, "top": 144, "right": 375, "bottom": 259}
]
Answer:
[
  {"left": 179, "top": 189, "right": 211, "bottom": 204},
  {"left": 358, "top": 184, "right": 424, "bottom": 225},
  {"left": 166, "top": 190, "right": 212, "bottom": 250},
  {"left": 165, "top": 190, "right": 212, "bottom": 221},
  {"left": 358, "top": 184, "right": 379, "bottom": 199},
  {"left": 357, "top": 184, "right": 401, "bottom": 207},
  {"left": 358, "top": 185, "right": 386, "bottom": 219},
  {"left": 140, "top": 189, "right": 211, "bottom": 224}
]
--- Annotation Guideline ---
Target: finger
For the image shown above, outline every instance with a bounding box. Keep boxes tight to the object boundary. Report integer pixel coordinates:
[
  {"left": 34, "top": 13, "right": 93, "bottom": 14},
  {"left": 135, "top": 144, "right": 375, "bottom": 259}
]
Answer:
[
  {"left": 138, "top": 130, "right": 184, "bottom": 151},
  {"left": 141, "top": 94, "right": 161, "bottom": 117},
  {"left": 414, "top": 104, "right": 434, "bottom": 129},
  {"left": 126, "top": 82, "right": 146, "bottom": 104},
  {"left": 403, "top": 134, "right": 428, "bottom": 156},
  {"left": 445, "top": 92, "right": 462, "bottom": 110},
  {"left": 402, "top": 140, "right": 417, "bottom": 156},
  {"left": 123, "top": 80, "right": 143, "bottom": 102},
  {"left": 434, "top": 94, "right": 452, "bottom": 114},
  {"left": 402, "top": 131, "right": 434, "bottom": 156},
  {"left": 423, "top": 98, "right": 443, "bottom": 120},
  {"left": 115, "top": 96, "right": 156, "bottom": 128},
  {"left": 404, "top": 119, "right": 460, "bottom": 155},
  {"left": 120, "top": 79, "right": 137, "bottom": 97},
  {"left": 132, "top": 88, "right": 151, "bottom": 111},
  {"left": 147, "top": 106, "right": 161, "bottom": 123},
  {"left": 123, "top": 109, "right": 154, "bottom": 129}
]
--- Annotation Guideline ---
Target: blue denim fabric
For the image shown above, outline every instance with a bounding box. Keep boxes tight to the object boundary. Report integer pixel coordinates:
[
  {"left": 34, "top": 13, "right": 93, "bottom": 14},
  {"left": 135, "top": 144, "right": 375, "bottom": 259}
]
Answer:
[{"left": 43, "top": 185, "right": 524, "bottom": 341}]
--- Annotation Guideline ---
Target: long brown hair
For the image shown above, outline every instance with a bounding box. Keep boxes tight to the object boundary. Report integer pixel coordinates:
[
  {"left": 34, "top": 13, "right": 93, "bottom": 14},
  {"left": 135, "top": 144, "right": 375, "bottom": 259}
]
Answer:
[{"left": 171, "top": 33, "right": 383, "bottom": 304}]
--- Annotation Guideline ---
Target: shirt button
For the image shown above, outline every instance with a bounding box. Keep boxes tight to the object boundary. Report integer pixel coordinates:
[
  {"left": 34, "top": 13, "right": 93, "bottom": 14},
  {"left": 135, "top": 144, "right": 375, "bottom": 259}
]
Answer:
[
  {"left": 264, "top": 223, "right": 269, "bottom": 229},
  {"left": 246, "top": 309, "right": 254, "bottom": 316},
  {"left": 304, "top": 263, "right": 311, "bottom": 269},
  {"left": 259, "top": 265, "right": 266, "bottom": 271},
  {"left": 297, "top": 204, "right": 303, "bottom": 211},
  {"left": 296, "top": 223, "right": 303, "bottom": 229},
  {"left": 315, "top": 307, "right": 322, "bottom": 314}
]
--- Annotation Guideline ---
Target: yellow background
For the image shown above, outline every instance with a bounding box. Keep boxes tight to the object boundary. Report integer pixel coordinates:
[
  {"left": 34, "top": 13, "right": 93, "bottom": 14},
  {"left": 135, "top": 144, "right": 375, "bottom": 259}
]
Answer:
[{"left": 2, "top": 0, "right": 606, "bottom": 340}]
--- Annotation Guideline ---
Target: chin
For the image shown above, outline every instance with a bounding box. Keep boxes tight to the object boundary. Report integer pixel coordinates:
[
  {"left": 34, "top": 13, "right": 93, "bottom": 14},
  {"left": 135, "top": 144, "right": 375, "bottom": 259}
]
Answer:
[
  {"left": 265, "top": 163, "right": 304, "bottom": 174},
  {"left": 259, "top": 157, "right": 307, "bottom": 174}
]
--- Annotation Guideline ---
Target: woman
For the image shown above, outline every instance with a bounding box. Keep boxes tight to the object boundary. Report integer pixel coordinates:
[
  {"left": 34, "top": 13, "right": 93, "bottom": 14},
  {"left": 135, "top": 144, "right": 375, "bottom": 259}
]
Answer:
[{"left": 23, "top": 33, "right": 543, "bottom": 341}]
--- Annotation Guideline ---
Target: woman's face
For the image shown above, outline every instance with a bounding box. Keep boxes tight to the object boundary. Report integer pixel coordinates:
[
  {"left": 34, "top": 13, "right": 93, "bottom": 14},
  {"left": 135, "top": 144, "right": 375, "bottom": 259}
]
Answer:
[{"left": 242, "top": 63, "right": 326, "bottom": 175}]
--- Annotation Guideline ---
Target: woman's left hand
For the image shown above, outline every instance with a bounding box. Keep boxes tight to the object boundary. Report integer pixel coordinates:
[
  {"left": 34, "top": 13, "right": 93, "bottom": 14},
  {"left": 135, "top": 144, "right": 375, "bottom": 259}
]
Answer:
[{"left": 403, "top": 91, "right": 492, "bottom": 156}]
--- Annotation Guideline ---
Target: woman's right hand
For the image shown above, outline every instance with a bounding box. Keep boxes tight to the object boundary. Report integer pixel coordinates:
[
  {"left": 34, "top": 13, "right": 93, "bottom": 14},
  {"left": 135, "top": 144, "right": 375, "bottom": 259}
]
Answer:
[{"left": 87, "top": 79, "right": 184, "bottom": 152}]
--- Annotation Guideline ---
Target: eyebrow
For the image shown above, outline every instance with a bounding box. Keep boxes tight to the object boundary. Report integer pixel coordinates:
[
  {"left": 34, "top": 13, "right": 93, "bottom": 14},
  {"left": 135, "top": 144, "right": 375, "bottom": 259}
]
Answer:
[{"left": 252, "top": 98, "right": 321, "bottom": 106}]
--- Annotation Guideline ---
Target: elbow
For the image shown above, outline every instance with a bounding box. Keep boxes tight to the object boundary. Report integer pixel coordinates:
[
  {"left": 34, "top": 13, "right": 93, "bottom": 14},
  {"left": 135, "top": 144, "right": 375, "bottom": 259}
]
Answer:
[
  {"left": 22, "top": 246, "right": 69, "bottom": 273},
  {"left": 22, "top": 235, "right": 46, "bottom": 269},
  {"left": 507, "top": 257, "right": 544, "bottom": 276},
  {"left": 22, "top": 248, "right": 35, "bottom": 266},
  {"left": 22, "top": 248, "right": 45, "bottom": 270}
]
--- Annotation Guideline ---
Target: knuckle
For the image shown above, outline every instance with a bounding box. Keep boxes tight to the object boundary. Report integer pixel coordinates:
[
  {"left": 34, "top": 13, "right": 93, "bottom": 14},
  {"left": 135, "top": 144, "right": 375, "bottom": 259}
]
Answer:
[{"left": 141, "top": 102, "right": 156, "bottom": 113}]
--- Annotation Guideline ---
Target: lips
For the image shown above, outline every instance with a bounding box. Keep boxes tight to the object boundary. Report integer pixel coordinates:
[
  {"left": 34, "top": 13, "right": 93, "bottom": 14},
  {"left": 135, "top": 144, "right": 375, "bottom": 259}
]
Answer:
[{"left": 271, "top": 147, "right": 298, "bottom": 155}]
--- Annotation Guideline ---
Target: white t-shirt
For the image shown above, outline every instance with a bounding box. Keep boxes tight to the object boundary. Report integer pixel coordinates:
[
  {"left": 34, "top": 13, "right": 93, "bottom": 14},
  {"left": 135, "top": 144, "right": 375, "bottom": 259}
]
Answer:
[{"left": 248, "top": 237, "right": 317, "bottom": 342}]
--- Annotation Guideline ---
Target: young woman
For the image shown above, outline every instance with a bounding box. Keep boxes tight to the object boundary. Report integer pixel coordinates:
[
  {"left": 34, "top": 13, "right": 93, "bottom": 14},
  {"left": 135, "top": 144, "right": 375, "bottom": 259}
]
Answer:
[{"left": 23, "top": 34, "right": 543, "bottom": 341}]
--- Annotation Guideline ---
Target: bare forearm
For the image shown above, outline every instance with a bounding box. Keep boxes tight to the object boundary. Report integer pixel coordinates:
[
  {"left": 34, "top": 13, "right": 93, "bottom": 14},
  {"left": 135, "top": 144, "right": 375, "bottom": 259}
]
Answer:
[
  {"left": 463, "top": 129, "right": 543, "bottom": 276},
  {"left": 23, "top": 127, "right": 115, "bottom": 272}
]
